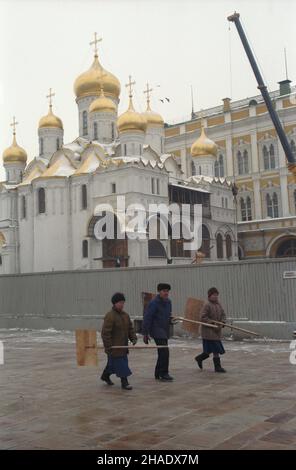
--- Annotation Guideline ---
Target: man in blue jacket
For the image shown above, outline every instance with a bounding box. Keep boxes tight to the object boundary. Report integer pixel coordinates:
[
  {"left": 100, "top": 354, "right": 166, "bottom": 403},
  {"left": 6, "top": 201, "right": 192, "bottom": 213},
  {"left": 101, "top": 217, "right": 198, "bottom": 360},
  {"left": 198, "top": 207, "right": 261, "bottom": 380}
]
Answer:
[{"left": 142, "top": 283, "right": 174, "bottom": 381}]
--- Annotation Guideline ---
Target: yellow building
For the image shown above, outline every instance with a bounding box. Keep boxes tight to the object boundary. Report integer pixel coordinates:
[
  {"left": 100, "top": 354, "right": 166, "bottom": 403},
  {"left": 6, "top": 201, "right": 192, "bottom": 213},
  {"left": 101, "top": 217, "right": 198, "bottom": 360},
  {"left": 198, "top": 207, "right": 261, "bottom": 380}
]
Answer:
[{"left": 164, "top": 80, "right": 296, "bottom": 259}]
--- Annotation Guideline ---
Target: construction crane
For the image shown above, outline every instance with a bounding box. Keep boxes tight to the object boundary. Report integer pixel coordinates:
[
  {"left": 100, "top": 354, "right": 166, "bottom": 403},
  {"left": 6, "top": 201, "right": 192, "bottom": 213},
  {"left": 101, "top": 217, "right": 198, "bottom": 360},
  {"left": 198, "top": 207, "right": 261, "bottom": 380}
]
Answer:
[{"left": 227, "top": 12, "right": 296, "bottom": 179}]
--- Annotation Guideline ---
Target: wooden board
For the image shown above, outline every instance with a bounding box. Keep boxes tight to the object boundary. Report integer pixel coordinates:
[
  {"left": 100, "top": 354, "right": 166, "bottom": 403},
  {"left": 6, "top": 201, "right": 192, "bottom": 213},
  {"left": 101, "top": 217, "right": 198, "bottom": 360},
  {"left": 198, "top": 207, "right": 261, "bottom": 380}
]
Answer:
[
  {"left": 75, "top": 329, "right": 98, "bottom": 367},
  {"left": 142, "top": 292, "right": 156, "bottom": 315},
  {"left": 182, "top": 297, "right": 205, "bottom": 336}
]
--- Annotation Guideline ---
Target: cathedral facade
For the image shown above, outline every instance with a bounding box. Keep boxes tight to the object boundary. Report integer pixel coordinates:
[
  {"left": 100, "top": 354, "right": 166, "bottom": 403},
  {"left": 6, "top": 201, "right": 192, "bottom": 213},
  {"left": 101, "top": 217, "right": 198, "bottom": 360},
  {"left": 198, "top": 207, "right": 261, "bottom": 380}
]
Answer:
[{"left": 0, "top": 38, "right": 237, "bottom": 274}]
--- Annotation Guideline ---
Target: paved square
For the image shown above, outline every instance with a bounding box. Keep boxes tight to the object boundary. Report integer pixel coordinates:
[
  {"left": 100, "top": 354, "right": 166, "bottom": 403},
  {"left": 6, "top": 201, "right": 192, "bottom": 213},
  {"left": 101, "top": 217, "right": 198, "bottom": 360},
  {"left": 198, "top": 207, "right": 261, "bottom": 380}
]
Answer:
[{"left": 0, "top": 330, "right": 296, "bottom": 450}]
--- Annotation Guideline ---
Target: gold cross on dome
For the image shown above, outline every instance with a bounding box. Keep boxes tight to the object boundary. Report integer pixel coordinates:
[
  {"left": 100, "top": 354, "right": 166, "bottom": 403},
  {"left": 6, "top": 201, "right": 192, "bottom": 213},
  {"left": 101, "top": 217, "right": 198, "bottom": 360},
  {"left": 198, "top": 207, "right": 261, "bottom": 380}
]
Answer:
[
  {"left": 143, "top": 82, "right": 153, "bottom": 103},
  {"left": 10, "top": 116, "right": 18, "bottom": 135},
  {"left": 125, "top": 75, "right": 136, "bottom": 98},
  {"left": 90, "top": 32, "right": 102, "bottom": 56},
  {"left": 46, "top": 88, "right": 55, "bottom": 107}
]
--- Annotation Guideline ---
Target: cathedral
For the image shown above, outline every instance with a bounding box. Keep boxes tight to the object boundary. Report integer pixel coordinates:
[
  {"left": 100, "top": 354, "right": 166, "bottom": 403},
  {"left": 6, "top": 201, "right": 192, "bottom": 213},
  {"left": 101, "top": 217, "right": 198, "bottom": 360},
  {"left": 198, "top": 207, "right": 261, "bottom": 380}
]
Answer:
[{"left": 0, "top": 36, "right": 236, "bottom": 274}]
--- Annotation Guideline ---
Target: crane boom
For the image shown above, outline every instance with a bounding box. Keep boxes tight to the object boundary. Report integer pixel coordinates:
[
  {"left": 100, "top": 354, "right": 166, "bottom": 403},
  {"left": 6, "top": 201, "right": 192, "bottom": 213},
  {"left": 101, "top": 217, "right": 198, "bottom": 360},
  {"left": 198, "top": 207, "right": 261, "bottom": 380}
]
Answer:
[{"left": 227, "top": 12, "right": 296, "bottom": 173}]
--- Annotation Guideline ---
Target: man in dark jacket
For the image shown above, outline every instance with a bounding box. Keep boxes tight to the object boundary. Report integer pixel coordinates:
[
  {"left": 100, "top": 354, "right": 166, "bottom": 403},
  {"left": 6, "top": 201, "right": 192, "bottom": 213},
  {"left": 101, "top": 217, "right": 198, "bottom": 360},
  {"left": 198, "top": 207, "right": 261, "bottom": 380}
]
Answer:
[
  {"left": 101, "top": 293, "right": 137, "bottom": 390},
  {"left": 142, "top": 283, "right": 174, "bottom": 381}
]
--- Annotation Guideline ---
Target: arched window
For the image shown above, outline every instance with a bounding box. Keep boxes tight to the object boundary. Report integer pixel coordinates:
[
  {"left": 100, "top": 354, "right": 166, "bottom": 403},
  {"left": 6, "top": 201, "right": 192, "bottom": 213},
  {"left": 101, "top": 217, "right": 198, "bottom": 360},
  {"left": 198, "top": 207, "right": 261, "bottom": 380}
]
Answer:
[
  {"left": 124, "top": 144, "right": 127, "bottom": 156},
  {"left": 226, "top": 234, "right": 232, "bottom": 259},
  {"left": 246, "top": 196, "right": 252, "bottom": 220},
  {"left": 294, "top": 189, "right": 296, "bottom": 211},
  {"left": 269, "top": 144, "right": 275, "bottom": 169},
  {"left": 201, "top": 225, "right": 211, "bottom": 258},
  {"left": 216, "top": 233, "right": 223, "bottom": 259},
  {"left": 56, "top": 138, "right": 60, "bottom": 151},
  {"left": 267, "top": 192, "right": 279, "bottom": 218},
  {"left": 0, "top": 255, "right": 2, "bottom": 266},
  {"left": 111, "top": 122, "right": 115, "bottom": 140},
  {"left": 39, "top": 138, "right": 44, "bottom": 156},
  {"left": 237, "top": 151, "right": 243, "bottom": 175},
  {"left": 21, "top": 195, "right": 26, "bottom": 219},
  {"left": 94, "top": 122, "right": 98, "bottom": 140},
  {"left": 148, "top": 239, "right": 166, "bottom": 258},
  {"left": 240, "top": 197, "right": 246, "bottom": 221},
  {"left": 243, "top": 150, "right": 249, "bottom": 174},
  {"left": 266, "top": 193, "right": 272, "bottom": 217},
  {"left": 38, "top": 188, "right": 46, "bottom": 214},
  {"left": 82, "top": 111, "right": 88, "bottom": 136},
  {"left": 263, "top": 143, "right": 276, "bottom": 170},
  {"left": 191, "top": 161, "right": 196, "bottom": 176},
  {"left": 273, "top": 192, "right": 279, "bottom": 218},
  {"left": 82, "top": 240, "right": 88, "bottom": 258},
  {"left": 81, "top": 184, "right": 87, "bottom": 210},
  {"left": 263, "top": 145, "right": 269, "bottom": 170},
  {"left": 218, "top": 154, "right": 224, "bottom": 177},
  {"left": 214, "top": 160, "right": 219, "bottom": 177}
]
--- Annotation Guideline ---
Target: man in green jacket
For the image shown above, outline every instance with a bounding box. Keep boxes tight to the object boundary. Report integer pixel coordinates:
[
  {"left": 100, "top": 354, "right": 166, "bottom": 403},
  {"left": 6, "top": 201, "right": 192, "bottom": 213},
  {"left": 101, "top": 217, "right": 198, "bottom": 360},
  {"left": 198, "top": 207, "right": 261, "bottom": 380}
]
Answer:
[{"left": 101, "top": 293, "right": 137, "bottom": 390}]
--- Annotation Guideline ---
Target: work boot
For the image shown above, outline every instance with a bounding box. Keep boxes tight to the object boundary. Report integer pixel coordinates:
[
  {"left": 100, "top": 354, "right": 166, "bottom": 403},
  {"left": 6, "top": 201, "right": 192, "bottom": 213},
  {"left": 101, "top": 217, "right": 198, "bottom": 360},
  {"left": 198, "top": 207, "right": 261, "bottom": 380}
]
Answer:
[
  {"left": 100, "top": 372, "right": 114, "bottom": 386},
  {"left": 121, "top": 377, "right": 133, "bottom": 390},
  {"left": 159, "top": 374, "right": 174, "bottom": 381},
  {"left": 195, "top": 352, "right": 210, "bottom": 370},
  {"left": 213, "top": 357, "right": 226, "bottom": 373}
]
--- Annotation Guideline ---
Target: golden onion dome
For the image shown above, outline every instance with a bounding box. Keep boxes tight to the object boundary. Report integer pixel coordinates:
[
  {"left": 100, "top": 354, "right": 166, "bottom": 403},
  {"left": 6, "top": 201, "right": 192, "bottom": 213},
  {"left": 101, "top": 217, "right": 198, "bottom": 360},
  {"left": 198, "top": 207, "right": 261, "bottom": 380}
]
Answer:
[
  {"left": 39, "top": 105, "right": 63, "bottom": 129},
  {"left": 117, "top": 97, "right": 147, "bottom": 133},
  {"left": 191, "top": 126, "right": 218, "bottom": 158},
  {"left": 3, "top": 134, "right": 27, "bottom": 164},
  {"left": 74, "top": 54, "right": 120, "bottom": 100},
  {"left": 142, "top": 101, "right": 164, "bottom": 128},
  {"left": 89, "top": 88, "right": 116, "bottom": 114}
]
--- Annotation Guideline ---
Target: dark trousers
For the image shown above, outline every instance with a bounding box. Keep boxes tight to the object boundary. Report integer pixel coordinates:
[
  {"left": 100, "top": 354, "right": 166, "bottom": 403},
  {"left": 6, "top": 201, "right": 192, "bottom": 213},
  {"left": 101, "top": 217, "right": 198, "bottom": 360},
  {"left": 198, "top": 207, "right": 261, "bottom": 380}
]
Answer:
[{"left": 154, "top": 338, "right": 169, "bottom": 378}]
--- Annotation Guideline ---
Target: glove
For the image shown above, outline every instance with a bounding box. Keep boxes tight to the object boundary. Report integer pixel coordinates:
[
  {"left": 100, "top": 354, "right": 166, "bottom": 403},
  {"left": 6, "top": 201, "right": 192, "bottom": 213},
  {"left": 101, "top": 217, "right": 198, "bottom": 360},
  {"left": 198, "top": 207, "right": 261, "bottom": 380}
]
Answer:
[
  {"left": 132, "top": 338, "right": 137, "bottom": 346},
  {"left": 170, "top": 317, "right": 178, "bottom": 325},
  {"left": 105, "top": 347, "right": 112, "bottom": 355},
  {"left": 143, "top": 335, "right": 150, "bottom": 345}
]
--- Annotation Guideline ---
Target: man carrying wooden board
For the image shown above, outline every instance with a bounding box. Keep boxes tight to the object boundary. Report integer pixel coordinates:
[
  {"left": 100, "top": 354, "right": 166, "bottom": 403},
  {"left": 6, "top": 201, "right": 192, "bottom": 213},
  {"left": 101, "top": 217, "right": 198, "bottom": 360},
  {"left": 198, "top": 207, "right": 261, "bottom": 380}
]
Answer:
[
  {"left": 101, "top": 293, "right": 137, "bottom": 390},
  {"left": 196, "top": 287, "right": 227, "bottom": 373}
]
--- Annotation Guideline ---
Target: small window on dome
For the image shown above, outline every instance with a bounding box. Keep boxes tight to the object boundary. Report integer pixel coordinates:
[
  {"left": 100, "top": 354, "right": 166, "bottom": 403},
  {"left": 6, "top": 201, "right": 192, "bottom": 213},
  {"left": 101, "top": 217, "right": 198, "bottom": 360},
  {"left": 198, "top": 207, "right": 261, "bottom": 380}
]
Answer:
[
  {"left": 82, "top": 111, "right": 88, "bottom": 136},
  {"left": 39, "top": 138, "right": 44, "bottom": 156}
]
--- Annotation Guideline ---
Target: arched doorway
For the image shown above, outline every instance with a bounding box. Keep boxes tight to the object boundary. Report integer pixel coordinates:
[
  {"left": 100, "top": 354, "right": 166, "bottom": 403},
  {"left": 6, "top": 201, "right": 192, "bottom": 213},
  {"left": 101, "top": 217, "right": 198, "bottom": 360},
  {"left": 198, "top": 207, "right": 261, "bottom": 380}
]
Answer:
[
  {"left": 201, "top": 225, "right": 211, "bottom": 259},
  {"left": 226, "top": 234, "right": 232, "bottom": 259},
  {"left": 275, "top": 238, "right": 296, "bottom": 257},
  {"left": 216, "top": 233, "right": 224, "bottom": 259},
  {"left": 148, "top": 240, "right": 167, "bottom": 258},
  {"left": 88, "top": 213, "right": 129, "bottom": 268}
]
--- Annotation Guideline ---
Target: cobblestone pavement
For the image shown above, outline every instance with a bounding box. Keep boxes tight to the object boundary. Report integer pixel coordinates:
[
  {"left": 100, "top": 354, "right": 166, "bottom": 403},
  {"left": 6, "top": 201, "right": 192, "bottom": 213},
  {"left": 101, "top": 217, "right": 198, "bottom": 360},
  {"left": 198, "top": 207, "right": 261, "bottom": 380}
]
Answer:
[{"left": 0, "top": 329, "right": 296, "bottom": 450}]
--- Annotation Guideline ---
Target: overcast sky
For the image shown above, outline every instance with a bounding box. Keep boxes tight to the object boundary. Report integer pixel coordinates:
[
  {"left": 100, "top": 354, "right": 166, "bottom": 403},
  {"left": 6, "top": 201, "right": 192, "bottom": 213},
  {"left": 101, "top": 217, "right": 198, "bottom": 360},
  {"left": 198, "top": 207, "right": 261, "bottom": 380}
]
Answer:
[{"left": 1, "top": 0, "right": 296, "bottom": 171}]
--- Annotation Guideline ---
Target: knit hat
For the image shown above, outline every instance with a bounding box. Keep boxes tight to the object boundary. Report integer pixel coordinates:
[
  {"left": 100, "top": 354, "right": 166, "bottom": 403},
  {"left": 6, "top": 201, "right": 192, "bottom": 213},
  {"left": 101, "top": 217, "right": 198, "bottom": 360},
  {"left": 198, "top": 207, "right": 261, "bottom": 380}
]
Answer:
[
  {"left": 157, "top": 283, "right": 171, "bottom": 292},
  {"left": 208, "top": 287, "right": 219, "bottom": 297},
  {"left": 111, "top": 292, "right": 126, "bottom": 304}
]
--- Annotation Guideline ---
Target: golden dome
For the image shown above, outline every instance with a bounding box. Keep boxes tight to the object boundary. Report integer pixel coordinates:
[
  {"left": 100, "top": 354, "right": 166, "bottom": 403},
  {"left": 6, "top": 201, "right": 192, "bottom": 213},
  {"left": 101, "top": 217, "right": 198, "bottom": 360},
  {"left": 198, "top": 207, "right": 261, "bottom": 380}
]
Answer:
[
  {"left": 142, "top": 102, "right": 164, "bottom": 128},
  {"left": 89, "top": 88, "right": 116, "bottom": 114},
  {"left": 117, "top": 97, "right": 147, "bottom": 133},
  {"left": 191, "top": 126, "right": 218, "bottom": 158},
  {"left": 74, "top": 54, "right": 120, "bottom": 100},
  {"left": 39, "top": 106, "right": 63, "bottom": 129},
  {"left": 3, "top": 134, "right": 27, "bottom": 164}
]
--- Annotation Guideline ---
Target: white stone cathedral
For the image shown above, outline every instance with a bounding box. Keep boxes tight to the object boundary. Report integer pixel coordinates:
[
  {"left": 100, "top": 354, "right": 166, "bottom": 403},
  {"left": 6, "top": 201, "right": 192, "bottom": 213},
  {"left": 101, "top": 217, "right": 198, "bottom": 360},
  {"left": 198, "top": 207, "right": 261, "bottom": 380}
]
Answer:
[{"left": 0, "top": 36, "right": 237, "bottom": 274}]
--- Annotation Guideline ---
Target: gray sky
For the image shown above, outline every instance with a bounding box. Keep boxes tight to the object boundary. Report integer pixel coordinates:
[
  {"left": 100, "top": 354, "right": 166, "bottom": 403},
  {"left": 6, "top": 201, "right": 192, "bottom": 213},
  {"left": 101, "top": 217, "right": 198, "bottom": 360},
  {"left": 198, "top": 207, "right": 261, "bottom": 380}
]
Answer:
[{"left": 1, "top": 0, "right": 296, "bottom": 172}]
